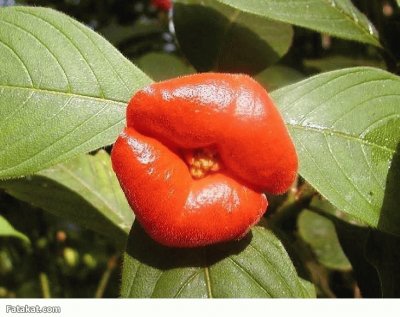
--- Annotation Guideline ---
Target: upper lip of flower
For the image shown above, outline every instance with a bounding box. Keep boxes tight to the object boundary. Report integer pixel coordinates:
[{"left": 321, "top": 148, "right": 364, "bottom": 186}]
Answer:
[{"left": 127, "top": 73, "right": 298, "bottom": 195}]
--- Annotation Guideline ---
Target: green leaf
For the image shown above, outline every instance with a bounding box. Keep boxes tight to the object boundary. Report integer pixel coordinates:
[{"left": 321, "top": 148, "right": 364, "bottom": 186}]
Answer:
[
  {"left": 0, "top": 150, "right": 133, "bottom": 247},
  {"left": 298, "top": 209, "right": 351, "bottom": 271},
  {"left": 0, "top": 6, "right": 151, "bottom": 179},
  {"left": 98, "top": 20, "right": 163, "bottom": 46},
  {"left": 299, "top": 279, "right": 317, "bottom": 298},
  {"left": 304, "top": 55, "right": 386, "bottom": 72},
  {"left": 271, "top": 67, "right": 400, "bottom": 236},
  {"left": 335, "top": 220, "right": 381, "bottom": 297},
  {"left": 121, "top": 222, "right": 313, "bottom": 298},
  {"left": 0, "top": 214, "right": 29, "bottom": 243},
  {"left": 135, "top": 53, "right": 195, "bottom": 82},
  {"left": 255, "top": 65, "right": 304, "bottom": 91},
  {"left": 336, "top": 218, "right": 400, "bottom": 297},
  {"left": 216, "top": 0, "right": 381, "bottom": 47},
  {"left": 309, "top": 194, "right": 365, "bottom": 225},
  {"left": 173, "top": 0, "right": 293, "bottom": 74},
  {"left": 366, "top": 230, "right": 400, "bottom": 297}
]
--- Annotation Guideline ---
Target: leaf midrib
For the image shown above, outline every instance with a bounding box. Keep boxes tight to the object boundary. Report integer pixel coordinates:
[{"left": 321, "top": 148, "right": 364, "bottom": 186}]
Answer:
[
  {"left": 216, "top": 0, "right": 380, "bottom": 47},
  {"left": 320, "top": 0, "right": 379, "bottom": 46},
  {"left": 0, "top": 84, "right": 127, "bottom": 107},
  {"left": 288, "top": 123, "right": 395, "bottom": 154},
  {"left": 204, "top": 266, "right": 213, "bottom": 298}
]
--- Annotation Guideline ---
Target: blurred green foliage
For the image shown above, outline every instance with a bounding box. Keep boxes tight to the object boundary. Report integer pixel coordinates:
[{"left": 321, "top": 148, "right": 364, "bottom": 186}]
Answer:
[{"left": 1, "top": 193, "right": 120, "bottom": 297}]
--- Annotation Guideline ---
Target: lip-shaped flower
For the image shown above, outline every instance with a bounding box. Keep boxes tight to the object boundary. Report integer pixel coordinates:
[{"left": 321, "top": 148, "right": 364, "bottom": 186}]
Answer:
[{"left": 111, "top": 73, "right": 298, "bottom": 248}]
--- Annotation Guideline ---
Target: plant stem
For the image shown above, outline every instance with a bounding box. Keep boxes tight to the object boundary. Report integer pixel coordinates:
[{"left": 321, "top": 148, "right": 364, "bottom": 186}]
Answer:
[
  {"left": 39, "top": 272, "right": 51, "bottom": 298},
  {"left": 95, "top": 255, "right": 118, "bottom": 298},
  {"left": 270, "top": 182, "right": 316, "bottom": 230}
]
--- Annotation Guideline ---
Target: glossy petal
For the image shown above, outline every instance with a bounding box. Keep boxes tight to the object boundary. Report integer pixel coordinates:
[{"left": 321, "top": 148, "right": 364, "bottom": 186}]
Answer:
[
  {"left": 111, "top": 128, "right": 267, "bottom": 247},
  {"left": 127, "top": 73, "right": 297, "bottom": 194},
  {"left": 113, "top": 73, "right": 298, "bottom": 247}
]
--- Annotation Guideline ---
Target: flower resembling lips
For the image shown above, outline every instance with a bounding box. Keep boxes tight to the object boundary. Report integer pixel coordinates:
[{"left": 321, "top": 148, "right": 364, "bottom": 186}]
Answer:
[{"left": 111, "top": 73, "right": 298, "bottom": 248}]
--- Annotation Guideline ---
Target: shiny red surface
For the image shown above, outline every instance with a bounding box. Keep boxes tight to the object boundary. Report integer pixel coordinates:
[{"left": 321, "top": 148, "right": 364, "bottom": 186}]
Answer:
[{"left": 111, "top": 73, "right": 298, "bottom": 247}]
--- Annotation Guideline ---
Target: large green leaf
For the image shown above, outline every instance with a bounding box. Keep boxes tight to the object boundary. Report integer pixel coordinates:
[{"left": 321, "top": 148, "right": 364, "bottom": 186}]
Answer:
[
  {"left": 98, "top": 20, "right": 163, "bottom": 47},
  {"left": 121, "top": 222, "right": 313, "bottom": 298},
  {"left": 135, "top": 52, "right": 195, "bottom": 82},
  {"left": 335, "top": 220, "right": 381, "bottom": 297},
  {"left": 271, "top": 67, "right": 400, "bottom": 236},
  {"left": 336, "top": 218, "right": 400, "bottom": 297},
  {"left": 298, "top": 209, "right": 351, "bottom": 271},
  {"left": 304, "top": 55, "right": 386, "bottom": 73},
  {"left": 366, "top": 230, "right": 400, "bottom": 297},
  {"left": 255, "top": 65, "right": 304, "bottom": 91},
  {"left": 216, "top": 0, "right": 381, "bottom": 47},
  {"left": 173, "top": 0, "right": 293, "bottom": 74},
  {"left": 0, "top": 214, "right": 29, "bottom": 243},
  {"left": 0, "top": 151, "right": 133, "bottom": 247},
  {"left": 0, "top": 6, "right": 151, "bottom": 179}
]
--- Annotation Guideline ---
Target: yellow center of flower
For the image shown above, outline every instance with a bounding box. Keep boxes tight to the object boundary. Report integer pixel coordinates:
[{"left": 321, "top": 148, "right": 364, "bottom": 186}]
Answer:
[{"left": 184, "top": 148, "right": 221, "bottom": 179}]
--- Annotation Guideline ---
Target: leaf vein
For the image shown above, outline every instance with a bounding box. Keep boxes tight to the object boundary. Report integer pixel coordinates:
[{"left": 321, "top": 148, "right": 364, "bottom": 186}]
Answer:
[
  {"left": 247, "top": 241, "right": 295, "bottom": 296},
  {"left": 150, "top": 271, "right": 166, "bottom": 298},
  {"left": 173, "top": 270, "right": 202, "bottom": 298},
  {"left": 227, "top": 257, "right": 272, "bottom": 297},
  {"left": 0, "top": 96, "right": 73, "bottom": 156},
  {"left": 0, "top": 36, "right": 33, "bottom": 86},
  {"left": 0, "top": 103, "right": 118, "bottom": 174},
  {"left": 324, "top": 133, "right": 374, "bottom": 209},
  {"left": 289, "top": 124, "right": 394, "bottom": 154},
  {"left": 0, "top": 84, "right": 126, "bottom": 106},
  {"left": 295, "top": 135, "right": 350, "bottom": 208},
  {"left": 71, "top": 19, "right": 132, "bottom": 96},
  {"left": 297, "top": 78, "right": 394, "bottom": 125},
  {"left": 0, "top": 90, "right": 35, "bottom": 131},
  {"left": 203, "top": 266, "right": 213, "bottom": 298},
  {"left": 57, "top": 163, "right": 125, "bottom": 223},
  {"left": 280, "top": 69, "right": 364, "bottom": 113},
  {"left": 43, "top": 118, "right": 124, "bottom": 171},
  {"left": 15, "top": 8, "right": 105, "bottom": 98},
  {"left": 127, "top": 261, "right": 142, "bottom": 298},
  {"left": 330, "top": 93, "right": 400, "bottom": 129},
  {"left": 0, "top": 17, "right": 71, "bottom": 92}
]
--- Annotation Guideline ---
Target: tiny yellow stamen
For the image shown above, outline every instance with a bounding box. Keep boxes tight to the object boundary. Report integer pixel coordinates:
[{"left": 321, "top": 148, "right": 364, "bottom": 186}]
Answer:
[{"left": 184, "top": 147, "right": 221, "bottom": 179}]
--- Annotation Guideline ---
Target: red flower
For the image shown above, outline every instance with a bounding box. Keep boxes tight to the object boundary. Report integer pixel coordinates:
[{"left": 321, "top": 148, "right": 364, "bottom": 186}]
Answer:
[
  {"left": 151, "top": 0, "right": 172, "bottom": 11},
  {"left": 112, "top": 73, "right": 298, "bottom": 248}
]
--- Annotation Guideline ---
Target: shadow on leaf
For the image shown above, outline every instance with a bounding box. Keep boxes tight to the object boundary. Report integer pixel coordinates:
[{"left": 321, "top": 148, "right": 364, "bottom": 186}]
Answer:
[
  {"left": 174, "top": 2, "right": 282, "bottom": 74},
  {"left": 125, "top": 221, "right": 251, "bottom": 270},
  {"left": 378, "top": 141, "right": 400, "bottom": 235}
]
